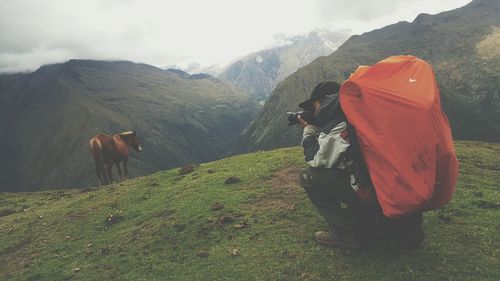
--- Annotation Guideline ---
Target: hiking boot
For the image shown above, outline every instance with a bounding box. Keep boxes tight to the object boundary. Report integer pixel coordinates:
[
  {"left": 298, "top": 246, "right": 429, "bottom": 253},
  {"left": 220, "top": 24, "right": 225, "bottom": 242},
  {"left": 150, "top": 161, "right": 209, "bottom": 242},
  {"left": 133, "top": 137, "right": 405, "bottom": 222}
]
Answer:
[{"left": 314, "top": 230, "right": 360, "bottom": 249}]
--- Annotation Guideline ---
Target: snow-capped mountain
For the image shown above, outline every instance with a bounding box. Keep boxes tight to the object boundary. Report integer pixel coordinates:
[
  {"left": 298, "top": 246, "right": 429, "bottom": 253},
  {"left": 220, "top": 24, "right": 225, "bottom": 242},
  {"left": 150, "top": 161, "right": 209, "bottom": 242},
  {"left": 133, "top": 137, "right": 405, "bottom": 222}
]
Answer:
[
  {"left": 183, "top": 29, "right": 350, "bottom": 101},
  {"left": 218, "top": 29, "right": 350, "bottom": 101}
]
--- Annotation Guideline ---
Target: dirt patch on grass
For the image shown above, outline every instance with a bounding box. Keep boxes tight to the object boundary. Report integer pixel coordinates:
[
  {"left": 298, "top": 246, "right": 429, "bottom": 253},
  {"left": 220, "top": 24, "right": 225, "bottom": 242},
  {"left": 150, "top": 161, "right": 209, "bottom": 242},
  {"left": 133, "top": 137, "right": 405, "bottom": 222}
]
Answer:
[
  {"left": 269, "top": 166, "right": 302, "bottom": 187},
  {"left": 252, "top": 166, "right": 303, "bottom": 210},
  {"left": 0, "top": 208, "right": 17, "bottom": 217}
]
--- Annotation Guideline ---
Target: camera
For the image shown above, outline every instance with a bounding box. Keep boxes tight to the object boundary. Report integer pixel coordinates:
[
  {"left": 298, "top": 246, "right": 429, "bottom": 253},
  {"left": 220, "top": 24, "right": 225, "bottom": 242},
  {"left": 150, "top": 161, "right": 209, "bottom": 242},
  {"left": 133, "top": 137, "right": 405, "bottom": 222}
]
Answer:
[{"left": 286, "top": 110, "right": 315, "bottom": 126}]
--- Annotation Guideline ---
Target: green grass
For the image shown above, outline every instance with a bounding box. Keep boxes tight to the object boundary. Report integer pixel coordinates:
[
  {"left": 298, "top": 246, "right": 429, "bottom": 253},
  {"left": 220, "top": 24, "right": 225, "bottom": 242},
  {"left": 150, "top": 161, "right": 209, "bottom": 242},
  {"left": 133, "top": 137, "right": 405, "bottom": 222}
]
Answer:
[{"left": 1, "top": 141, "right": 499, "bottom": 280}]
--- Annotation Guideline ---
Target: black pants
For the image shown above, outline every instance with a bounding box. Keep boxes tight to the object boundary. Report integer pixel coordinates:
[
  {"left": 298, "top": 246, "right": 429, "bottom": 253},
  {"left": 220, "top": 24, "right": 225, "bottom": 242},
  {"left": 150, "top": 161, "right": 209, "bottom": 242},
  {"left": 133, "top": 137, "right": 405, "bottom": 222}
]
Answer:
[
  {"left": 299, "top": 167, "right": 379, "bottom": 237},
  {"left": 300, "top": 167, "right": 424, "bottom": 247}
]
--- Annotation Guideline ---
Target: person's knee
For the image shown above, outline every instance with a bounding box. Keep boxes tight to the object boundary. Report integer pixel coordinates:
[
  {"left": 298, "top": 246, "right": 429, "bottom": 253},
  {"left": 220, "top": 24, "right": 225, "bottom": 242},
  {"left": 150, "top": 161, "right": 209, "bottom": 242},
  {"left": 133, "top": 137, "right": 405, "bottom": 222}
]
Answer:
[
  {"left": 299, "top": 168, "right": 331, "bottom": 189},
  {"left": 299, "top": 169, "right": 316, "bottom": 190}
]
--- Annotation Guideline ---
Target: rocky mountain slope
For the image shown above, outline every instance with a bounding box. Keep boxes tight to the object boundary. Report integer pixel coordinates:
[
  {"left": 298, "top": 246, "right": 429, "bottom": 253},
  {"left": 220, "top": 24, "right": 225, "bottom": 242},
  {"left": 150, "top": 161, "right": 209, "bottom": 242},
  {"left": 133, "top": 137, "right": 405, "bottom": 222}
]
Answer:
[
  {"left": 236, "top": 0, "right": 500, "bottom": 153},
  {"left": 218, "top": 29, "right": 349, "bottom": 102},
  {"left": 0, "top": 60, "right": 259, "bottom": 191}
]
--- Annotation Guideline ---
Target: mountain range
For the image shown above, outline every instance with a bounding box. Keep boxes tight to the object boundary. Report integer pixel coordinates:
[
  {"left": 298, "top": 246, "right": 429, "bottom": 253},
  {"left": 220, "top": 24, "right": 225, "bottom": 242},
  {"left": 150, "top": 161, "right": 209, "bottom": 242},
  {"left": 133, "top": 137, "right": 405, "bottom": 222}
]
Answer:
[
  {"left": 177, "top": 29, "right": 350, "bottom": 102},
  {"left": 217, "top": 29, "right": 350, "bottom": 101},
  {"left": 235, "top": 0, "right": 500, "bottom": 153},
  {"left": 0, "top": 60, "right": 259, "bottom": 191}
]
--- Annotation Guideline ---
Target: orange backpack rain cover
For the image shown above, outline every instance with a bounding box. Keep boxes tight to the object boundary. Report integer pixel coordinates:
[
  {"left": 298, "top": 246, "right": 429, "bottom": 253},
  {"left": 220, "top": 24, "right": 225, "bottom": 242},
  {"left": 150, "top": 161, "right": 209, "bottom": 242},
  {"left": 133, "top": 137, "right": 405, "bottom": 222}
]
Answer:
[{"left": 340, "top": 55, "right": 459, "bottom": 218}]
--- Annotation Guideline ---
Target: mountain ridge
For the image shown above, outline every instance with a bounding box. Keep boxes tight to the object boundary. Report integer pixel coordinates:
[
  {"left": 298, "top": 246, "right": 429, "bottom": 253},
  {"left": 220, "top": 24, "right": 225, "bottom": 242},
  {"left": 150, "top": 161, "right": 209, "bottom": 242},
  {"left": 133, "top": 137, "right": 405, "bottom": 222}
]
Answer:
[
  {"left": 218, "top": 29, "right": 350, "bottom": 101},
  {"left": 236, "top": 0, "right": 500, "bottom": 153}
]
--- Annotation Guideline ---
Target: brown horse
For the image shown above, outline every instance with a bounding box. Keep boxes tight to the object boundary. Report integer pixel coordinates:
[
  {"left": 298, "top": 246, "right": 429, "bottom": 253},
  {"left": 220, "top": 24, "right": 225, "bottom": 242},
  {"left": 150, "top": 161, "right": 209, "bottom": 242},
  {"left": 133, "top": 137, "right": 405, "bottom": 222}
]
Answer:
[{"left": 89, "top": 131, "right": 142, "bottom": 186}]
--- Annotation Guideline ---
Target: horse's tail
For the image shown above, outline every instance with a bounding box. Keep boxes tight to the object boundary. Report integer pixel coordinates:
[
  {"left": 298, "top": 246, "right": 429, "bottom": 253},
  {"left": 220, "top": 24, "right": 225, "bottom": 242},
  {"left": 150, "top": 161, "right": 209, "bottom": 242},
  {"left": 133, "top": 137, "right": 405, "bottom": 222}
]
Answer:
[{"left": 90, "top": 138, "right": 107, "bottom": 186}]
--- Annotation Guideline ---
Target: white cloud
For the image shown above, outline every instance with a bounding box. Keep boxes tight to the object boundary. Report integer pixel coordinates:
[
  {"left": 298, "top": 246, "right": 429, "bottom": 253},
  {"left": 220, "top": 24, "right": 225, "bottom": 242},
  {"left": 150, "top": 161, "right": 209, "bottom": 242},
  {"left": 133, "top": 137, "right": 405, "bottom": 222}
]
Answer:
[
  {"left": 315, "top": 0, "right": 473, "bottom": 34},
  {"left": 316, "top": 0, "right": 407, "bottom": 22},
  {"left": 0, "top": 0, "right": 473, "bottom": 73}
]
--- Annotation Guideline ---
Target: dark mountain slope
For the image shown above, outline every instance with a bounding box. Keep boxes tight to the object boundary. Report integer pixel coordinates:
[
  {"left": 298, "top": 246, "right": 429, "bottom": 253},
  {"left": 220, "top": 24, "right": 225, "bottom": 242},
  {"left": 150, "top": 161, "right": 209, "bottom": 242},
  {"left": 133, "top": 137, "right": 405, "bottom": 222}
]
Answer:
[
  {"left": 236, "top": 0, "right": 500, "bottom": 153},
  {"left": 0, "top": 60, "right": 259, "bottom": 191}
]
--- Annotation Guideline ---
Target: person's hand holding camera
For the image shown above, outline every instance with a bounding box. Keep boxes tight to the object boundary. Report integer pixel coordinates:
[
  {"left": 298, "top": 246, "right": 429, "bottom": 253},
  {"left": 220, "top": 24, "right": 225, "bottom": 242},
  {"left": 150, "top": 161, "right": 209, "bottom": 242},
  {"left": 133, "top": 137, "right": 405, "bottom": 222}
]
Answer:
[{"left": 297, "top": 115, "right": 309, "bottom": 129}]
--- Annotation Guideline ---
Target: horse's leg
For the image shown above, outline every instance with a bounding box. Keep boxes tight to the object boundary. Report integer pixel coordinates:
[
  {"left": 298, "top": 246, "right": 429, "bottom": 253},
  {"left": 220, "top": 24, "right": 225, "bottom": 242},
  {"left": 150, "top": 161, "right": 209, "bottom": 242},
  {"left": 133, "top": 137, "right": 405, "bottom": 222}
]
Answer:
[
  {"left": 116, "top": 162, "right": 122, "bottom": 182},
  {"left": 100, "top": 163, "right": 107, "bottom": 185},
  {"left": 106, "top": 162, "right": 114, "bottom": 184},
  {"left": 124, "top": 160, "right": 129, "bottom": 180},
  {"left": 95, "top": 163, "right": 102, "bottom": 186},
  {"left": 91, "top": 139, "right": 106, "bottom": 186}
]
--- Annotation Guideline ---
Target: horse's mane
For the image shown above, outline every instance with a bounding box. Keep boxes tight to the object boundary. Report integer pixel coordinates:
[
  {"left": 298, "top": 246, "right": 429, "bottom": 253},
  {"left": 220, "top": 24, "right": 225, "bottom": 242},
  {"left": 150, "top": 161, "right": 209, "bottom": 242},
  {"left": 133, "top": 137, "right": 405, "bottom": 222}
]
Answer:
[{"left": 118, "top": 131, "right": 136, "bottom": 138}]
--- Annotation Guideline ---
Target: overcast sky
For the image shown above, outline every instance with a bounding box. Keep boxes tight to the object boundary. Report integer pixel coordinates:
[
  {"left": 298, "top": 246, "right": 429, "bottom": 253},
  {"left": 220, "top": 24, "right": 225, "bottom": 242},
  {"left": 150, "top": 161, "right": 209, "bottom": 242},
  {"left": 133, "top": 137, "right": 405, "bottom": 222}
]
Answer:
[{"left": 0, "top": 0, "right": 472, "bottom": 73}]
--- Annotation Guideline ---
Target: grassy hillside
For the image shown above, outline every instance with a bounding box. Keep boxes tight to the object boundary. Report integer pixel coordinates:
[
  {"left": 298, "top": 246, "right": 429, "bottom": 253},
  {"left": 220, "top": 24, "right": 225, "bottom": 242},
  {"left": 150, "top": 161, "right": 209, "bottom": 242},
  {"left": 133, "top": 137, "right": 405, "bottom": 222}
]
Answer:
[
  {"left": 1, "top": 141, "right": 499, "bottom": 280},
  {"left": 0, "top": 60, "right": 260, "bottom": 191},
  {"left": 236, "top": 0, "right": 500, "bottom": 153}
]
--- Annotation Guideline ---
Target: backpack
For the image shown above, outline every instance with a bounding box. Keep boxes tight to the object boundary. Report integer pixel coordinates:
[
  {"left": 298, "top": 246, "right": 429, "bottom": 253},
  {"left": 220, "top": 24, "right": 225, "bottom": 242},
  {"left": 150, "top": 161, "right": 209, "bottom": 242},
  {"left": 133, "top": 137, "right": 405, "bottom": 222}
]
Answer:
[{"left": 339, "top": 55, "right": 459, "bottom": 218}]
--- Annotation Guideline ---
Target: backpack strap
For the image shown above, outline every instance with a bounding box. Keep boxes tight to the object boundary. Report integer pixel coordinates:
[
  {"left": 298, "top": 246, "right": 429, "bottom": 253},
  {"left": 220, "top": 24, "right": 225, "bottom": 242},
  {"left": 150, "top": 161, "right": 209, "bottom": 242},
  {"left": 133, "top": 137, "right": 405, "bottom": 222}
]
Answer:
[{"left": 344, "top": 123, "right": 378, "bottom": 205}]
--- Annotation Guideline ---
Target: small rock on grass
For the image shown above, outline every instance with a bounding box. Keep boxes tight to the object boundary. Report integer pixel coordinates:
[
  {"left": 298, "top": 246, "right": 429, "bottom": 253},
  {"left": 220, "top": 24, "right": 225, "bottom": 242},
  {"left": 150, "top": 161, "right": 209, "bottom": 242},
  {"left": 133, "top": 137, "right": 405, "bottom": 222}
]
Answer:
[
  {"left": 217, "top": 215, "right": 234, "bottom": 224},
  {"left": 211, "top": 202, "right": 224, "bottom": 211},
  {"left": 73, "top": 267, "right": 80, "bottom": 272},
  {"left": 224, "top": 176, "right": 241, "bottom": 184},
  {"left": 231, "top": 248, "right": 240, "bottom": 256},
  {"left": 179, "top": 164, "right": 194, "bottom": 174},
  {"left": 197, "top": 250, "right": 209, "bottom": 258}
]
